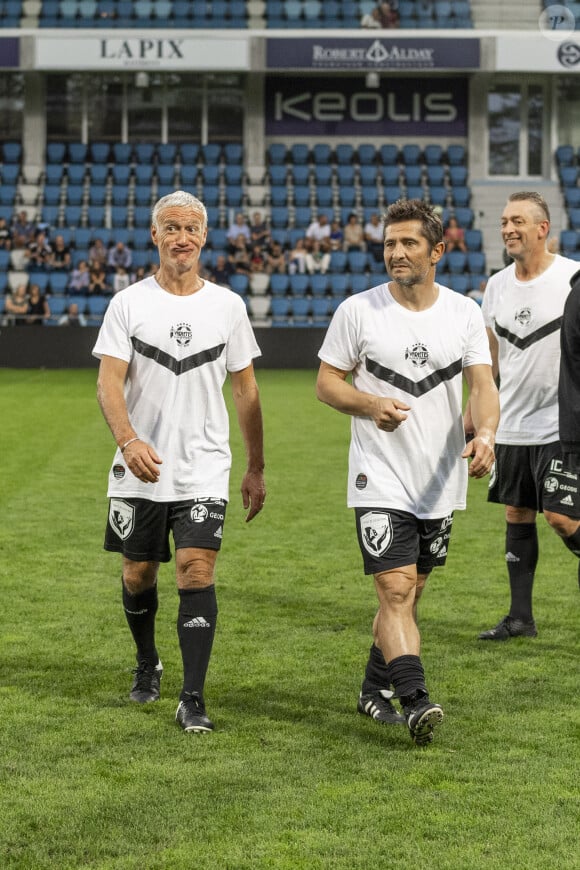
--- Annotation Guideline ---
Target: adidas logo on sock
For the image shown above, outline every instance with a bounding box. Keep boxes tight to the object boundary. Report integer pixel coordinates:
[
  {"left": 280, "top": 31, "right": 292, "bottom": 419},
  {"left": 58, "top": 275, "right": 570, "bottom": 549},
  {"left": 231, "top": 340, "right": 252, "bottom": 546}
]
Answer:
[
  {"left": 560, "top": 494, "right": 574, "bottom": 506},
  {"left": 182, "top": 617, "right": 211, "bottom": 629},
  {"left": 214, "top": 525, "right": 223, "bottom": 539},
  {"left": 505, "top": 552, "right": 520, "bottom": 562}
]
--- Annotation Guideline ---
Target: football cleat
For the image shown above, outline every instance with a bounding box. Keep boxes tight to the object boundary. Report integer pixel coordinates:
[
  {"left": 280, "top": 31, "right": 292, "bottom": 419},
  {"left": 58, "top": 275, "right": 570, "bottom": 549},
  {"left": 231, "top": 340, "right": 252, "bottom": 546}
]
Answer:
[
  {"left": 129, "top": 659, "right": 163, "bottom": 703},
  {"left": 405, "top": 698, "right": 444, "bottom": 746},
  {"left": 478, "top": 615, "right": 537, "bottom": 641},
  {"left": 357, "top": 689, "right": 406, "bottom": 725},
  {"left": 176, "top": 693, "right": 214, "bottom": 733}
]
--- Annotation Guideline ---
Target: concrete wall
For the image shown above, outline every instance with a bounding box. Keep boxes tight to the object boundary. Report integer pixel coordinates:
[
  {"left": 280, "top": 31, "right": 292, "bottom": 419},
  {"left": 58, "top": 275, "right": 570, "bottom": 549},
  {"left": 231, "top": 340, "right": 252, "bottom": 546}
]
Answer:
[{"left": 0, "top": 327, "right": 326, "bottom": 370}]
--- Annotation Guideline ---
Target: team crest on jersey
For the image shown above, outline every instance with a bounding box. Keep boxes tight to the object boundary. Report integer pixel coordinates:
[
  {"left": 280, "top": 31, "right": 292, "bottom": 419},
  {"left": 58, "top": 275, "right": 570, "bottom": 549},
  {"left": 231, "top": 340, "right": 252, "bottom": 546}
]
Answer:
[
  {"left": 514, "top": 307, "right": 531, "bottom": 326},
  {"left": 360, "top": 511, "right": 393, "bottom": 558},
  {"left": 544, "top": 476, "right": 559, "bottom": 493},
  {"left": 190, "top": 504, "right": 209, "bottom": 523},
  {"left": 405, "top": 342, "right": 429, "bottom": 367},
  {"left": 170, "top": 322, "right": 193, "bottom": 347},
  {"left": 109, "top": 498, "right": 135, "bottom": 540}
]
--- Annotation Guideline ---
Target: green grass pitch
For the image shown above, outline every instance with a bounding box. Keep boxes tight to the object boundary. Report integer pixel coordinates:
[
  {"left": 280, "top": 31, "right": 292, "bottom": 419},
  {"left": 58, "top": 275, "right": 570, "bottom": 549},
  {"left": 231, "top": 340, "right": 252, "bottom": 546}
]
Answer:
[{"left": 0, "top": 368, "right": 578, "bottom": 869}]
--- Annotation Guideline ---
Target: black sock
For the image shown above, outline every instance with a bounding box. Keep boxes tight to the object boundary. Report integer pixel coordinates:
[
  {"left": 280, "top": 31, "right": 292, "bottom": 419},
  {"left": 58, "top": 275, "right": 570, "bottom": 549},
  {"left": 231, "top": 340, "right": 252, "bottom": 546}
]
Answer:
[
  {"left": 506, "top": 522, "right": 538, "bottom": 622},
  {"left": 361, "top": 644, "right": 392, "bottom": 694},
  {"left": 122, "top": 580, "right": 159, "bottom": 665},
  {"left": 562, "top": 526, "right": 580, "bottom": 557},
  {"left": 387, "top": 654, "right": 428, "bottom": 711},
  {"left": 177, "top": 585, "right": 218, "bottom": 702}
]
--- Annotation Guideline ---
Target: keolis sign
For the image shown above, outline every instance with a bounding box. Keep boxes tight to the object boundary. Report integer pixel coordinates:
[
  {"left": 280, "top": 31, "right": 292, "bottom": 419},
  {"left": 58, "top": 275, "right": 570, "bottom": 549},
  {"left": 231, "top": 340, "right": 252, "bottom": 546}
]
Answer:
[{"left": 265, "top": 77, "right": 468, "bottom": 136}]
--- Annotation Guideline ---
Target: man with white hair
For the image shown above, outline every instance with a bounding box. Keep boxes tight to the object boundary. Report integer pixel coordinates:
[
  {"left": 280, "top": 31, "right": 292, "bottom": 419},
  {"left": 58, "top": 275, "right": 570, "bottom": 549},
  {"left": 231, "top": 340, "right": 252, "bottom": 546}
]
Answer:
[{"left": 94, "top": 191, "right": 266, "bottom": 733}]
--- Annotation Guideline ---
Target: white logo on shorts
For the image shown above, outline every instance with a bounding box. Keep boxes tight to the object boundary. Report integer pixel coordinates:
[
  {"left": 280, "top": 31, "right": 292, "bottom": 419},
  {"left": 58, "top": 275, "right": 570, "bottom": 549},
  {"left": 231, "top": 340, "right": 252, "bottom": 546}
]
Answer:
[
  {"left": 430, "top": 536, "right": 443, "bottom": 554},
  {"left": 544, "top": 476, "right": 559, "bottom": 493},
  {"left": 190, "top": 504, "right": 209, "bottom": 523},
  {"left": 360, "top": 511, "right": 393, "bottom": 558},
  {"left": 109, "top": 498, "right": 135, "bottom": 540}
]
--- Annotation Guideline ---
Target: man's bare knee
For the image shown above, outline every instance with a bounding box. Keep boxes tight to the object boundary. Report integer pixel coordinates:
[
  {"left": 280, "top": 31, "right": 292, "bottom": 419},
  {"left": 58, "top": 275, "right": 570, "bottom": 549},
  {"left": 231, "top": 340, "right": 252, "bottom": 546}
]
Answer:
[{"left": 122, "top": 559, "right": 159, "bottom": 594}]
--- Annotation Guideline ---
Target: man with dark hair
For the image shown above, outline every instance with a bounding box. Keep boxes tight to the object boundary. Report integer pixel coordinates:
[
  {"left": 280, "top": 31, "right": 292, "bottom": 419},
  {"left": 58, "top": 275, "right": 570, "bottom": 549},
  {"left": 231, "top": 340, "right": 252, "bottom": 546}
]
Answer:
[
  {"left": 476, "top": 192, "right": 580, "bottom": 639},
  {"left": 94, "top": 191, "right": 266, "bottom": 733},
  {"left": 317, "top": 200, "right": 499, "bottom": 745}
]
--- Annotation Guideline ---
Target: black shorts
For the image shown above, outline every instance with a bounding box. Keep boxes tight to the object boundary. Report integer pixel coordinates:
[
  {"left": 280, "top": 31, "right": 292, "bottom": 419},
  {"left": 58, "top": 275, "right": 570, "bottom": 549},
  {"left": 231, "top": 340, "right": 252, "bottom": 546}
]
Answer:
[
  {"left": 488, "top": 443, "right": 580, "bottom": 517},
  {"left": 354, "top": 507, "right": 454, "bottom": 575},
  {"left": 104, "top": 497, "right": 227, "bottom": 563}
]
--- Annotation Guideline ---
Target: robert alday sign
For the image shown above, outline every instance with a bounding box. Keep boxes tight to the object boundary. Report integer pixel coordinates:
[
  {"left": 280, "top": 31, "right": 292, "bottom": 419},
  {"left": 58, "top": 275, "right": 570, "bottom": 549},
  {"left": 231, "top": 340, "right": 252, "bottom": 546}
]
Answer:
[
  {"left": 266, "top": 37, "right": 480, "bottom": 70},
  {"left": 34, "top": 37, "right": 249, "bottom": 70}
]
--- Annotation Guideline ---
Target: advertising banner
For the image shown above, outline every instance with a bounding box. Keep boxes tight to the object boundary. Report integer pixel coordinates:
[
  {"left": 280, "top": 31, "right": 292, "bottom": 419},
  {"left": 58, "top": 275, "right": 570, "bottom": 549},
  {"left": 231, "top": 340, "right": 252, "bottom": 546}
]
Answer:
[{"left": 265, "top": 76, "right": 468, "bottom": 137}]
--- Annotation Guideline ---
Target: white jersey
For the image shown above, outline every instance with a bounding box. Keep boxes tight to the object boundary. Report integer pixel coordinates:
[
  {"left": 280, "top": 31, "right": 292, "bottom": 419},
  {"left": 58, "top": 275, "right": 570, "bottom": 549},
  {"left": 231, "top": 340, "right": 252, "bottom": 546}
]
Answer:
[
  {"left": 318, "top": 283, "right": 491, "bottom": 518},
  {"left": 93, "top": 276, "right": 261, "bottom": 502},
  {"left": 482, "top": 255, "right": 577, "bottom": 445}
]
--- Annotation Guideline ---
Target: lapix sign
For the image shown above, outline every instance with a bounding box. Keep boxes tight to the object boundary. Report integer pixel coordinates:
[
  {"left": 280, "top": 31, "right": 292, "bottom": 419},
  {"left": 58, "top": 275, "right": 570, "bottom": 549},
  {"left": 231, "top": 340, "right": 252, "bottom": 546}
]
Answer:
[
  {"left": 100, "top": 38, "right": 185, "bottom": 61},
  {"left": 265, "top": 77, "right": 468, "bottom": 136},
  {"left": 34, "top": 37, "right": 249, "bottom": 70}
]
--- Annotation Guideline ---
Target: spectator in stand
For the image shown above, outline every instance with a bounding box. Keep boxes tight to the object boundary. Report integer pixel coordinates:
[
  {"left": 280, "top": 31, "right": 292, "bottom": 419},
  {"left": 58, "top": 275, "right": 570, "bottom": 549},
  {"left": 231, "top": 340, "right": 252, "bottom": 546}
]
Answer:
[
  {"left": 329, "top": 219, "right": 344, "bottom": 252},
  {"left": 361, "top": 6, "right": 382, "bottom": 27},
  {"left": 0, "top": 216, "right": 13, "bottom": 250},
  {"left": 26, "top": 283, "right": 51, "bottom": 325},
  {"left": 211, "top": 253, "right": 234, "bottom": 287},
  {"left": 4, "top": 283, "right": 29, "bottom": 325},
  {"left": 89, "top": 265, "right": 111, "bottom": 296},
  {"left": 25, "top": 229, "right": 52, "bottom": 269},
  {"left": 89, "top": 237, "right": 109, "bottom": 271},
  {"left": 305, "top": 239, "right": 331, "bottom": 275},
  {"left": 264, "top": 240, "right": 287, "bottom": 275},
  {"left": 343, "top": 213, "right": 366, "bottom": 252},
  {"left": 379, "top": 0, "right": 399, "bottom": 27},
  {"left": 444, "top": 216, "right": 467, "bottom": 253},
  {"left": 68, "top": 259, "right": 91, "bottom": 294},
  {"left": 107, "top": 240, "right": 132, "bottom": 273},
  {"left": 49, "top": 234, "right": 72, "bottom": 271},
  {"left": 227, "top": 212, "right": 251, "bottom": 247},
  {"left": 288, "top": 237, "right": 308, "bottom": 274},
  {"left": 364, "top": 212, "right": 385, "bottom": 262},
  {"left": 59, "top": 302, "right": 87, "bottom": 327},
  {"left": 306, "top": 213, "right": 332, "bottom": 253},
  {"left": 249, "top": 244, "right": 267, "bottom": 273},
  {"left": 113, "top": 266, "right": 131, "bottom": 294},
  {"left": 250, "top": 211, "right": 271, "bottom": 251},
  {"left": 11, "top": 210, "right": 36, "bottom": 249},
  {"left": 229, "top": 234, "right": 252, "bottom": 275}
]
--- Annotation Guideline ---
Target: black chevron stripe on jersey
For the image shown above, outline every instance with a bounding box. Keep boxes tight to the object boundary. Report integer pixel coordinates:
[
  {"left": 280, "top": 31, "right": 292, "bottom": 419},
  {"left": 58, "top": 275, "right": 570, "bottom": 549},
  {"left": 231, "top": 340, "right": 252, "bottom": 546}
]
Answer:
[
  {"left": 366, "top": 356, "right": 463, "bottom": 397},
  {"left": 131, "top": 337, "right": 226, "bottom": 375},
  {"left": 494, "top": 317, "right": 562, "bottom": 350}
]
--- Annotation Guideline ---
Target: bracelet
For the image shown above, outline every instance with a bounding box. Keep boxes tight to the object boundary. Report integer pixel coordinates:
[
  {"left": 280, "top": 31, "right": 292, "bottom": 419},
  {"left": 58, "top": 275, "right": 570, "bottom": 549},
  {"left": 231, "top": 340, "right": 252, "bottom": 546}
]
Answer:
[{"left": 120, "top": 437, "right": 140, "bottom": 453}]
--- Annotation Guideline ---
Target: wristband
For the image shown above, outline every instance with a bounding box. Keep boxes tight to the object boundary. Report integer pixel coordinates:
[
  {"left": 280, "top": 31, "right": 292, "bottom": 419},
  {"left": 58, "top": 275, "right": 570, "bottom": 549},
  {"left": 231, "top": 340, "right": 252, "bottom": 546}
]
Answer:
[{"left": 121, "top": 437, "right": 140, "bottom": 453}]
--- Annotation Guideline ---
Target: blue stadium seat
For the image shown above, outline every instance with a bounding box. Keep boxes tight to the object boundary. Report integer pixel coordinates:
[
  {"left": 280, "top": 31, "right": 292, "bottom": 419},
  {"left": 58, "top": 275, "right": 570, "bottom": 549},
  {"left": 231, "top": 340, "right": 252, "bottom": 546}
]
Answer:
[
  {"left": 66, "top": 184, "right": 85, "bottom": 206},
  {"left": 336, "top": 165, "right": 355, "bottom": 186},
  {"left": 290, "top": 144, "right": 309, "bottom": 165},
  {"left": 329, "top": 273, "right": 349, "bottom": 296},
  {"left": 110, "top": 206, "right": 128, "bottom": 228},
  {"left": 46, "top": 142, "right": 67, "bottom": 164},
  {"left": 225, "top": 186, "right": 243, "bottom": 208},
  {"left": 429, "top": 187, "right": 448, "bottom": 206},
  {"left": 293, "top": 207, "right": 312, "bottom": 228},
  {"left": 201, "top": 165, "right": 220, "bottom": 185},
  {"left": 403, "top": 166, "right": 423, "bottom": 186},
  {"left": 112, "top": 165, "right": 131, "bottom": 185},
  {"left": 316, "top": 186, "right": 334, "bottom": 208},
  {"left": 347, "top": 251, "right": 368, "bottom": 273},
  {"left": 134, "top": 143, "right": 156, "bottom": 164},
  {"left": 313, "top": 144, "right": 332, "bottom": 165},
  {"left": 405, "top": 186, "right": 424, "bottom": 201},
  {"left": 2, "top": 141, "right": 21, "bottom": 163},
  {"left": 291, "top": 296, "right": 311, "bottom": 325},
  {"left": 112, "top": 143, "right": 132, "bottom": 164},
  {"left": 556, "top": 145, "right": 575, "bottom": 167},
  {"left": 313, "top": 165, "right": 332, "bottom": 185},
  {"left": 426, "top": 165, "right": 446, "bottom": 186},
  {"left": 45, "top": 164, "right": 65, "bottom": 185},
  {"left": 452, "top": 187, "right": 471, "bottom": 207},
  {"left": 229, "top": 273, "right": 250, "bottom": 296},
  {"left": 454, "top": 207, "right": 474, "bottom": 228},
  {"left": 224, "top": 143, "right": 243, "bottom": 164},
  {"left": 134, "top": 165, "right": 154, "bottom": 185},
  {"left": 270, "top": 297, "right": 291, "bottom": 325},
  {"left": 560, "top": 230, "right": 579, "bottom": 255},
  {"left": 270, "top": 186, "right": 289, "bottom": 206},
  {"left": 379, "top": 144, "right": 399, "bottom": 165},
  {"left": 68, "top": 142, "right": 88, "bottom": 163},
  {"left": 271, "top": 206, "right": 290, "bottom": 228},
  {"left": 293, "top": 186, "right": 311, "bottom": 207},
  {"left": 359, "top": 166, "right": 378, "bottom": 186},
  {"left": 467, "top": 251, "right": 486, "bottom": 274},
  {"left": 157, "top": 144, "right": 178, "bottom": 165},
  {"left": 351, "top": 273, "right": 370, "bottom": 294},
  {"left": 358, "top": 144, "right": 376, "bottom": 165},
  {"left": 311, "top": 297, "right": 330, "bottom": 325},
  {"left": 224, "top": 165, "right": 243, "bottom": 185},
  {"left": 202, "top": 144, "right": 222, "bottom": 164},
  {"left": 157, "top": 165, "right": 176, "bottom": 186},
  {"left": 134, "top": 187, "right": 153, "bottom": 208},
  {"left": 90, "top": 142, "right": 110, "bottom": 163},
  {"left": 64, "top": 205, "right": 82, "bottom": 226},
  {"left": 268, "top": 143, "right": 287, "bottom": 165},
  {"left": 180, "top": 143, "right": 200, "bottom": 164},
  {"left": 43, "top": 185, "right": 62, "bottom": 206},
  {"left": 402, "top": 144, "right": 422, "bottom": 165},
  {"left": 446, "top": 251, "right": 467, "bottom": 273},
  {"left": 424, "top": 144, "right": 444, "bottom": 165},
  {"left": 336, "top": 144, "right": 354, "bottom": 165},
  {"left": 67, "top": 165, "right": 86, "bottom": 186},
  {"left": 379, "top": 165, "right": 400, "bottom": 186},
  {"left": 447, "top": 145, "right": 466, "bottom": 165},
  {"left": 447, "top": 274, "right": 470, "bottom": 294},
  {"left": 329, "top": 251, "right": 347, "bottom": 272},
  {"left": 88, "top": 164, "right": 108, "bottom": 184},
  {"left": 87, "top": 205, "right": 105, "bottom": 227},
  {"left": 269, "top": 165, "right": 288, "bottom": 186},
  {"left": 360, "top": 186, "right": 379, "bottom": 208},
  {"left": 310, "top": 274, "right": 329, "bottom": 296},
  {"left": 179, "top": 165, "right": 198, "bottom": 187},
  {"left": 201, "top": 185, "right": 220, "bottom": 207},
  {"left": 291, "top": 165, "right": 310, "bottom": 185},
  {"left": 569, "top": 209, "right": 580, "bottom": 230},
  {"left": 464, "top": 228, "right": 482, "bottom": 251},
  {"left": 270, "top": 274, "right": 290, "bottom": 295}
]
